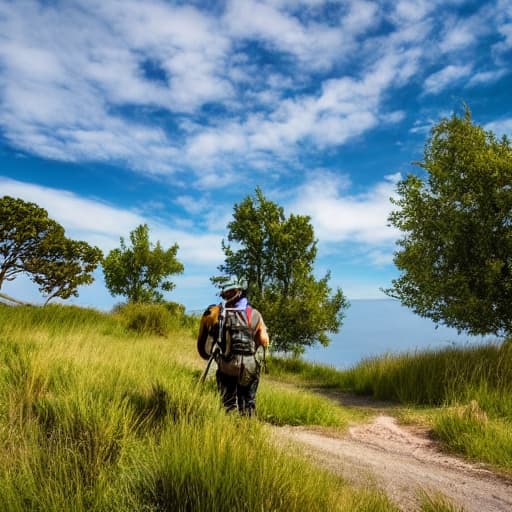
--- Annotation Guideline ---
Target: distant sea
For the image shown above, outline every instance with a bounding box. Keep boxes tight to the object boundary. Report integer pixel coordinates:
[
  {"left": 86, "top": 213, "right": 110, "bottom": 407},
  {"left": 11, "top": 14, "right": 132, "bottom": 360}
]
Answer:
[{"left": 303, "top": 299, "right": 496, "bottom": 369}]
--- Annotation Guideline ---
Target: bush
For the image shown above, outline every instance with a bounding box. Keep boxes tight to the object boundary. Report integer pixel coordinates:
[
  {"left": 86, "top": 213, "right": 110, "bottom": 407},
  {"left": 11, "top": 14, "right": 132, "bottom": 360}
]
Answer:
[
  {"left": 116, "top": 303, "right": 173, "bottom": 336},
  {"left": 162, "top": 301, "right": 199, "bottom": 329}
]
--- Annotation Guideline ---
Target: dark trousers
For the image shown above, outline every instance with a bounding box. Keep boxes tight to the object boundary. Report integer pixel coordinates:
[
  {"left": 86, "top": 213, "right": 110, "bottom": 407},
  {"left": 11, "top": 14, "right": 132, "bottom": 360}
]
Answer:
[{"left": 216, "top": 370, "right": 260, "bottom": 415}]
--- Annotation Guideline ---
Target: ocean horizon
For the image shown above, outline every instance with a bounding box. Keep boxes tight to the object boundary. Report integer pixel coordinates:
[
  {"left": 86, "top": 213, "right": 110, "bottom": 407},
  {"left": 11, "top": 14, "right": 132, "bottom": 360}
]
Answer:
[{"left": 303, "top": 298, "right": 496, "bottom": 369}]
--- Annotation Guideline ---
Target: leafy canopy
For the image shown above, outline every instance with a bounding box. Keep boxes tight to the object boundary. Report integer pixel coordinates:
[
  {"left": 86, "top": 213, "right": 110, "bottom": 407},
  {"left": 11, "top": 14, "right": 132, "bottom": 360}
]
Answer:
[
  {"left": 216, "top": 188, "right": 349, "bottom": 354},
  {"left": 103, "top": 224, "right": 184, "bottom": 303},
  {"left": 0, "top": 196, "right": 102, "bottom": 304},
  {"left": 385, "top": 108, "right": 512, "bottom": 337}
]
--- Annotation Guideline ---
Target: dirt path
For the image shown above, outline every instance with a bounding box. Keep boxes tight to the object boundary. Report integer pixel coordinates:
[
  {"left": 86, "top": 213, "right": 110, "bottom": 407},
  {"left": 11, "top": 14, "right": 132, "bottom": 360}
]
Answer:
[{"left": 272, "top": 392, "right": 512, "bottom": 511}]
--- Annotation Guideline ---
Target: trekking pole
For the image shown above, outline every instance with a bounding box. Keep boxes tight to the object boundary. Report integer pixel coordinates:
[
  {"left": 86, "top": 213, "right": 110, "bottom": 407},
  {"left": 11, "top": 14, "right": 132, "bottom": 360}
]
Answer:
[{"left": 199, "top": 352, "right": 216, "bottom": 384}]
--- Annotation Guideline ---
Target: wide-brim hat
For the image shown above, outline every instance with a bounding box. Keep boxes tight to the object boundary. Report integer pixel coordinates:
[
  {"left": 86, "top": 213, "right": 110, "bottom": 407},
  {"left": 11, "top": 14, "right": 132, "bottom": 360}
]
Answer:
[{"left": 220, "top": 277, "right": 247, "bottom": 297}]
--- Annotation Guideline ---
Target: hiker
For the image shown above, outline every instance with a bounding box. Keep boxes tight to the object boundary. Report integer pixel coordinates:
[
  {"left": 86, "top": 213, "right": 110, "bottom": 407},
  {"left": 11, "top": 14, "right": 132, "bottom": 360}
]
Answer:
[{"left": 197, "top": 278, "right": 269, "bottom": 416}]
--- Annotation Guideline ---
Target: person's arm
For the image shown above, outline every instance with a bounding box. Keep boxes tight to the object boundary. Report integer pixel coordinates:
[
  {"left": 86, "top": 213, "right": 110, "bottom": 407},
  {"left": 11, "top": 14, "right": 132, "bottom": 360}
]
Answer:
[{"left": 254, "top": 315, "right": 269, "bottom": 349}]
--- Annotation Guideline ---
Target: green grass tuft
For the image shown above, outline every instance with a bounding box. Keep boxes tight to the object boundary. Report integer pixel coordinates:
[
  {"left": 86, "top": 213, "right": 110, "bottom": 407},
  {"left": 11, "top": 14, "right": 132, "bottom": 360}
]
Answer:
[
  {"left": 418, "top": 490, "right": 464, "bottom": 512},
  {"left": 258, "top": 381, "right": 350, "bottom": 427}
]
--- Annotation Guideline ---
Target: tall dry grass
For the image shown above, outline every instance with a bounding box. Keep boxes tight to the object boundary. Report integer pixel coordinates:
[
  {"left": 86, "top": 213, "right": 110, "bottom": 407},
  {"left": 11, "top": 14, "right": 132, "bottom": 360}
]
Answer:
[{"left": 0, "top": 304, "right": 399, "bottom": 511}]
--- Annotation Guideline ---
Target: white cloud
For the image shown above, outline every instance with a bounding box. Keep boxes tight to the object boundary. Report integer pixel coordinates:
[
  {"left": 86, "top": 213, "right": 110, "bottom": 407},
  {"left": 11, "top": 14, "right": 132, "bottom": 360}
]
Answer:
[
  {"left": 392, "top": 0, "right": 431, "bottom": 22},
  {"left": 0, "top": 0, "right": 508, "bottom": 189},
  {"left": 367, "top": 249, "right": 395, "bottom": 266},
  {"left": 174, "top": 195, "right": 210, "bottom": 216},
  {"left": 467, "top": 69, "right": 508, "bottom": 87},
  {"left": 1, "top": 172, "right": 405, "bottom": 275},
  {"left": 493, "top": 1, "right": 512, "bottom": 58},
  {"left": 423, "top": 64, "right": 473, "bottom": 95},
  {"left": 410, "top": 121, "right": 433, "bottom": 134},
  {"left": 439, "top": 11, "right": 488, "bottom": 53},
  {"left": 223, "top": 0, "right": 350, "bottom": 70},
  {"left": 291, "top": 172, "right": 401, "bottom": 246},
  {"left": 183, "top": 45, "right": 418, "bottom": 170},
  {"left": 0, "top": 0, "right": 232, "bottom": 174},
  {"left": 78, "top": 0, "right": 233, "bottom": 111},
  {"left": 341, "top": 0, "right": 380, "bottom": 34},
  {"left": 484, "top": 118, "right": 512, "bottom": 139},
  {"left": 498, "top": 21, "right": 512, "bottom": 46},
  {"left": 0, "top": 178, "right": 143, "bottom": 237}
]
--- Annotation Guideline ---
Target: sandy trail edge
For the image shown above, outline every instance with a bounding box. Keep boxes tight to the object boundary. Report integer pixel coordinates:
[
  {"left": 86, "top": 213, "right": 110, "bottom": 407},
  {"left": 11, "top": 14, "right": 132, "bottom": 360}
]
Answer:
[{"left": 271, "top": 414, "right": 512, "bottom": 512}]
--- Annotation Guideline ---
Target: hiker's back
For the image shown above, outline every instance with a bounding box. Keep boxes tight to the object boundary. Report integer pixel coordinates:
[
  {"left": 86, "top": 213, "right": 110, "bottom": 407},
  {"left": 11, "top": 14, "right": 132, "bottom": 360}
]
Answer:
[{"left": 224, "top": 306, "right": 260, "bottom": 356}]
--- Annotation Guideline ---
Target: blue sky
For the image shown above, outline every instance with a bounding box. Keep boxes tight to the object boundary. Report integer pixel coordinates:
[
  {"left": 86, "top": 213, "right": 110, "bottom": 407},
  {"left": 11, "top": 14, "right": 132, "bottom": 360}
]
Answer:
[{"left": 1, "top": 0, "right": 511, "bottom": 312}]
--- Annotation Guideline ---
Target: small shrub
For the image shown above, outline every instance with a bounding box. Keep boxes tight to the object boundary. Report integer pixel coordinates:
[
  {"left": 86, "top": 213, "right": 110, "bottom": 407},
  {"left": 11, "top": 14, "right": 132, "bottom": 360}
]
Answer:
[
  {"left": 162, "top": 301, "right": 200, "bottom": 329},
  {"left": 117, "top": 303, "right": 172, "bottom": 336},
  {"left": 162, "top": 301, "right": 185, "bottom": 317}
]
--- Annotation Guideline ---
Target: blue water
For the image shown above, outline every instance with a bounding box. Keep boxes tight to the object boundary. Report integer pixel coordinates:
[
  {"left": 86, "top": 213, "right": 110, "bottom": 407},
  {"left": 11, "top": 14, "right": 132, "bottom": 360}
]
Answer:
[{"left": 303, "top": 299, "right": 494, "bottom": 369}]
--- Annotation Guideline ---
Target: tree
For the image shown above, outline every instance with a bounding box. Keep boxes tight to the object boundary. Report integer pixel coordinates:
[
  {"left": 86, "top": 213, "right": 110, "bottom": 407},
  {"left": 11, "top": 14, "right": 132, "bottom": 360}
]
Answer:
[
  {"left": 103, "top": 224, "right": 184, "bottom": 303},
  {"left": 216, "top": 188, "right": 349, "bottom": 353},
  {"left": 0, "top": 196, "right": 102, "bottom": 304},
  {"left": 384, "top": 108, "right": 512, "bottom": 337},
  {"left": 27, "top": 237, "right": 103, "bottom": 305}
]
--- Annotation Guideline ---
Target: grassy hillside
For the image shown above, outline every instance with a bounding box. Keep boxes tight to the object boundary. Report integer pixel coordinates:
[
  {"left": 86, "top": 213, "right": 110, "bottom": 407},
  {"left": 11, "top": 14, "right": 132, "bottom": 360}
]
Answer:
[
  {"left": 1, "top": 302, "right": 499, "bottom": 510},
  {"left": 0, "top": 303, "right": 401, "bottom": 512}
]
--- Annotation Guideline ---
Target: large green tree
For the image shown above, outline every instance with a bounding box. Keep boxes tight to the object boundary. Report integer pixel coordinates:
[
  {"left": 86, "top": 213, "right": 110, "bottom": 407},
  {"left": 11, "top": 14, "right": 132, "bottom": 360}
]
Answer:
[
  {"left": 217, "top": 188, "right": 349, "bottom": 353},
  {"left": 103, "top": 224, "right": 184, "bottom": 303},
  {"left": 0, "top": 196, "right": 102, "bottom": 303},
  {"left": 385, "top": 108, "right": 512, "bottom": 337}
]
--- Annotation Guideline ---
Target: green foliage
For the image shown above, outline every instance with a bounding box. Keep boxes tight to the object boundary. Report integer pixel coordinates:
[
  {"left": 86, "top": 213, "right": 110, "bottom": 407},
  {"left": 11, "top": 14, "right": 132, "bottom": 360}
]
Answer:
[
  {"left": 113, "top": 301, "right": 197, "bottom": 336},
  {"left": 0, "top": 196, "right": 102, "bottom": 303},
  {"left": 385, "top": 108, "right": 512, "bottom": 337},
  {"left": 28, "top": 238, "right": 103, "bottom": 305},
  {"left": 116, "top": 302, "right": 174, "bottom": 336},
  {"left": 332, "top": 340, "right": 512, "bottom": 470},
  {"left": 161, "top": 300, "right": 199, "bottom": 329},
  {"left": 217, "top": 188, "right": 349, "bottom": 353},
  {"left": 103, "top": 223, "right": 184, "bottom": 304},
  {"left": 127, "top": 419, "right": 391, "bottom": 512},
  {"left": 271, "top": 343, "right": 512, "bottom": 471}
]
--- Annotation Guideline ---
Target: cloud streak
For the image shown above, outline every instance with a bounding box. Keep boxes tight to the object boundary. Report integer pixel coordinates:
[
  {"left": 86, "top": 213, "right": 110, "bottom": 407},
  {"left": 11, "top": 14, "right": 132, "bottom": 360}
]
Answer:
[{"left": 423, "top": 64, "right": 473, "bottom": 95}]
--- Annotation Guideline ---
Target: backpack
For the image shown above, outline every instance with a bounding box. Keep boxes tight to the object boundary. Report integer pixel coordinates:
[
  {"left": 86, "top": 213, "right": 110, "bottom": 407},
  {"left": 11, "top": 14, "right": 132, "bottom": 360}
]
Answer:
[
  {"left": 223, "top": 306, "right": 256, "bottom": 356},
  {"left": 216, "top": 306, "right": 261, "bottom": 385}
]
